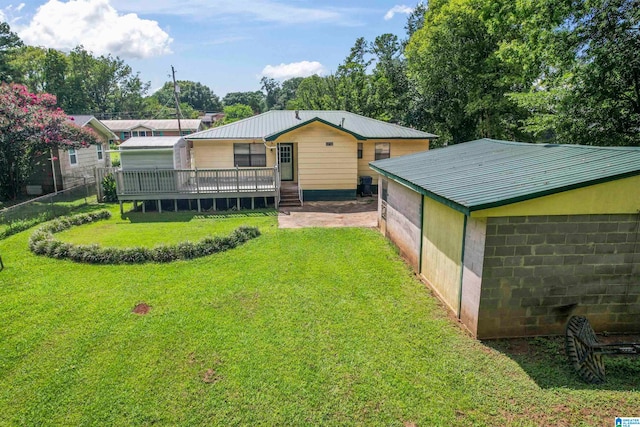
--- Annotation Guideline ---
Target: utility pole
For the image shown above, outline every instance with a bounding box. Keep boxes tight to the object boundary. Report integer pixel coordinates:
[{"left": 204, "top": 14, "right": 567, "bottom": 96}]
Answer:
[{"left": 171, "top": 65, "right": 183, "bottom": 135}]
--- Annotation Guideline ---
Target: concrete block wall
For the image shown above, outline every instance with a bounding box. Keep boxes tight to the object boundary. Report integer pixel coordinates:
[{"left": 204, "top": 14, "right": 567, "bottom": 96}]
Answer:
[{"left": 477, "top": 214, "right": 640, "bottom": 338}]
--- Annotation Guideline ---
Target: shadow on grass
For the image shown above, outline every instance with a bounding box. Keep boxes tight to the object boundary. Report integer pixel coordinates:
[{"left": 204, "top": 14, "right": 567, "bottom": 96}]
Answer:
[
  {"left": 485, "top": 336, "right": 640, "bottom": 390},
  {"left": 121, "top": 209, "right": 279, "bottom": 223}
]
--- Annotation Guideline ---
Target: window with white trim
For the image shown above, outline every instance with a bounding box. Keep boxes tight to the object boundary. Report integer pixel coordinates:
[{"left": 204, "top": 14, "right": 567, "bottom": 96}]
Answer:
[
  {"left": 96, "top": 144, "right": 103, "bottom": 160},
  {"left": 69, "top": 148, "right": 78, "bottom": 165},
  {"left": 375, "top": 142, "right": 390, "bottom": 160}
]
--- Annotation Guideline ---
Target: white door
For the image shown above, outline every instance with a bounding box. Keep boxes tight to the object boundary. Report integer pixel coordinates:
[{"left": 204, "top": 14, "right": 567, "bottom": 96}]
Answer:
[{"left": 279, "top": 143, "right": 293, "bottom": 181}]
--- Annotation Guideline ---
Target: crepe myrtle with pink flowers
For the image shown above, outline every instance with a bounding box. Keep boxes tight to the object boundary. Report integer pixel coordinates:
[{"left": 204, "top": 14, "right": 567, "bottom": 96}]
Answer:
[{"left": 0, "top": 83, "right": 100, "bottom": 200}]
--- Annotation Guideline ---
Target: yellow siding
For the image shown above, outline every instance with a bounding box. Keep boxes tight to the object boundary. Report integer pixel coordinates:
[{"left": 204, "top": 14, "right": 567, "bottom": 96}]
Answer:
[
  {"left": 359, "top": 139, "right": 430, "bottom": 181},
  {"left": 192, "top": 140, "right": 276, "bottom": 169},
  {"left": 472, "top": 174, "right": 640, "bottom": 217},
  {"left": 276, "top": 122, "right": 357, "bottom": 190},
  {"left": 421, "top": 197, "right": 465, "bottom": 315}
]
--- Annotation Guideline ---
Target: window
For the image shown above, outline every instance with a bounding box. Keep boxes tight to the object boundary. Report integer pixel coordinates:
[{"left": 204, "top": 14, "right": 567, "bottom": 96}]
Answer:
[
  {"left": 96, "top": 144, "right": 104, "bottom": 160},
  {"left": 69, "top": 148, "right": 77, "bottom": 165},
  {"left": 234, "top": 143, "right": 266, "bottom": 167},
  {"left": 375, "top": 142, "right": 390, "bottom": 160},
  {"left": 357, "top": 142, "right": 363, "bottom": 159}
]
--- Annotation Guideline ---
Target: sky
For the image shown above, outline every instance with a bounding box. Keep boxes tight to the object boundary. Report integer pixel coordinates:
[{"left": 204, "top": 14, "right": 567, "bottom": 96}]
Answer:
[{"left": 1, "top": 1, "right": 417, "bottom": 97}]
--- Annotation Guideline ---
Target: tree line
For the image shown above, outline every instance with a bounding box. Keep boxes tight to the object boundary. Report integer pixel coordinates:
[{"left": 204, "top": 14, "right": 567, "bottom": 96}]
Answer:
[{"left": 2, "top": 0, "right": 639, "bottom": 146}]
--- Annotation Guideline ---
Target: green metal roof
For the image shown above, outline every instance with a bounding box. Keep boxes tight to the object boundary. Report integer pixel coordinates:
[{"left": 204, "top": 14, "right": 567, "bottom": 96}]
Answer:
[
  {"left": 370, "top": 138, "right": 640, "bottom": 214},
  {"left": 186, "top": 110, "right": 438, "bottom": 140}
]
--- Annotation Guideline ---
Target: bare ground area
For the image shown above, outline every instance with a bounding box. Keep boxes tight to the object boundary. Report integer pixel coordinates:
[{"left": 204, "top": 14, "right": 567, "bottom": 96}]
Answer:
[{"left": 278, "top": 196, "right": 378, "bottom": 228}]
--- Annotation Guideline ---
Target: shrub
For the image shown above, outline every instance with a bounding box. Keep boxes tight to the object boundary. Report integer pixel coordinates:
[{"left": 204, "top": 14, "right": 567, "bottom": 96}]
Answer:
[
  {"left": 102, "top": 174, "right": 118, "bottom": 203},
  {"left": 28, "top": 211, "right": 261, "bottom": 264}
]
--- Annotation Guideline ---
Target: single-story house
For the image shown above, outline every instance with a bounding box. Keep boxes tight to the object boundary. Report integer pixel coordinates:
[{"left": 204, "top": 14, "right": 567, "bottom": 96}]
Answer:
[
  {"left": 186, "top": 110, "right": 437, "bottom": 202},
  {"left": 370, "top": 138, "right": 640, "bottom": 339},
  {"left": 102, "top": 119, "right": 204, "bottom": 143},
  {"left": 27, "top": 115, "right": 117, "bottom": 195}
]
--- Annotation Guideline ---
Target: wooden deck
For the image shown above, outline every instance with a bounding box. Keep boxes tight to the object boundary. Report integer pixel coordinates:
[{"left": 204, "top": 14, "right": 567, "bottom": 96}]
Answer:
[{"left": 105, "top": 167, "right": 280, "bottom": 212}]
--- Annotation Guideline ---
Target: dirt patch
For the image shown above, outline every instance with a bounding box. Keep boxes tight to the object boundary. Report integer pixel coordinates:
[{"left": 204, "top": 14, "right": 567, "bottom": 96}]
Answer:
[
  {"left": 281, "top": 197, "right": 378, "bottom": 214},
  {"left": 202, "top": 368, "right": 222, "bottom": 384},
  {"left": 132, "top": 303, "right": 151, "bottom": 315}
]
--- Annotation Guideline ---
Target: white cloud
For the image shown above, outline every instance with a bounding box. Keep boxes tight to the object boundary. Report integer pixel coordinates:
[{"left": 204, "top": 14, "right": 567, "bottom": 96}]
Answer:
[
  {"left": 18, "top": 0, "right": 173, "bottom": 59},
  {"left": 261, "top": 61, "right": 326, "bottom": 79},
  {"left": 384, "top": 5, "right": 413, "bottom": 21},
  {"left": 110, "top": 0, "right": 359, "bottom": 26},
  {"left": 1, "top": 3, "right": 26, "bottom": 25}
]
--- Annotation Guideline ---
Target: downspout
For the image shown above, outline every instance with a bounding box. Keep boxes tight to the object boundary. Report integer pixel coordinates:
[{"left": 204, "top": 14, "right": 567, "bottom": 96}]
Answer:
[{"left": 457, "top": 214, "right": 469, "bottom": 319}]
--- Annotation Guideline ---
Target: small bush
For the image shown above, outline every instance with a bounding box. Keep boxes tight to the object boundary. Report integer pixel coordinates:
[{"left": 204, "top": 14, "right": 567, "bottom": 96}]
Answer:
[
  {"left": 102, "top": 174, "right": 118, "bottom": 203},
  {"left": 28, "top": 210, "right": 261, "bottom": 264}
]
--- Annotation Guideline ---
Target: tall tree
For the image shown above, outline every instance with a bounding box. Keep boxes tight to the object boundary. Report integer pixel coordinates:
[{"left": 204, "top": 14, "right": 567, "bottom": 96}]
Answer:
[
  {"left": 0, "top": 84, "right": 99, "bottom": 200},
  {"left": 524, "top": 0, "right": 640, "bottom": 146},
  {"left": 405, "top": 0, "right": 534, "bottom": 145},
  {"left": 153, "top": 80, "right": 222, "bottom": 113},
  {"left": 0, "top": 22, "right": 23, "bottom": 81},
  {"left": 222, "top": 91, "right": 266, "bottom": 114}
]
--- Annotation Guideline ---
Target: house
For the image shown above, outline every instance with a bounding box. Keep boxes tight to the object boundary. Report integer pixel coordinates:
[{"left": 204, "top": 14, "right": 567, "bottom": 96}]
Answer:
[
  {"left": 199, "top": 112, "right": 225, "bottom": 128},
  {"left": 101, "top": 119, "right": 204, "bottom": 142},
  {"left": 186, "top": 110, "right": 437, "bottom": 203},
  {"left": 26, "top": 115, "right": 117, "bottom": 195},
  {"left": 370, "top": 138, "right": 640, "bottom": 339}
]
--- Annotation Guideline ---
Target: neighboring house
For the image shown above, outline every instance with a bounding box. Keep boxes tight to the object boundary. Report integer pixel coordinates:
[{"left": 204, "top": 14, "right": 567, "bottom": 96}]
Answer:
[
  {"left": 199, "top": 112, "right": 225, "bottom": 128},
  {"left": 102, "top": 119, "right": 204, "bottom": 142},
  {"left": 370, "top": 139, "right": 640, "bottom": 339},
  {"left": 27, "top": 115, "right": 117, "bottom": 195},
  {"left": 186, "top": 110, "right": 437, "bottom": 202}
]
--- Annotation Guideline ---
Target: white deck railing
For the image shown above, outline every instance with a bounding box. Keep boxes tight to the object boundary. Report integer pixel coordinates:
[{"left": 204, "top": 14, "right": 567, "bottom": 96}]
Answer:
[{"left": 113, "top": 167, "right": 279, "bottom": 196}]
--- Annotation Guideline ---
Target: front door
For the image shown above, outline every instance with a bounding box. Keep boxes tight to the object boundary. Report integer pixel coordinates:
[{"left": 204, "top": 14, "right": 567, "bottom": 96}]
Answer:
[{"left": 279, "top": 143, "right": 294, "bottom": 181}]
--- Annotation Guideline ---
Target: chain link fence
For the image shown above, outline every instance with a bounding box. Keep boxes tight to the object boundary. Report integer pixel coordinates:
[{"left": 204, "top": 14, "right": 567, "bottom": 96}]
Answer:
[{"left": 0, "top": 178, "right": 98, "bottom": 239}]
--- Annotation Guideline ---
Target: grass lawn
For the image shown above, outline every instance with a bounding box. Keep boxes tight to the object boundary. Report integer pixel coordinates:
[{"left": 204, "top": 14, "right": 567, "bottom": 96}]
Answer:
[{"left": 0, "top": 204, "right": 638, "bottom": 426}]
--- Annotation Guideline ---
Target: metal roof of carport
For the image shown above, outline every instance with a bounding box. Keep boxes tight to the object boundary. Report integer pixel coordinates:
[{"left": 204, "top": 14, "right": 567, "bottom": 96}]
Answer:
[{"left": 369, "top": 138, "right": 640, "bottom": 214}]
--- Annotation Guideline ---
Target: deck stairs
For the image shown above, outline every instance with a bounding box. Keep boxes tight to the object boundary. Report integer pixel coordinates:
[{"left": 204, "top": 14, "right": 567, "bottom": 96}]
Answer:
[{"left": 279, "top": 182, "right": 302, "bottom": 208}]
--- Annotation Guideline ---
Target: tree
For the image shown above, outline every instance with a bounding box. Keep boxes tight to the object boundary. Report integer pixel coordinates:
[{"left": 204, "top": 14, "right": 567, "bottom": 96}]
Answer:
[
  {"left": 539, "top": 0, "right": 639, "bottom": 146},
  {"left": 0, "top": 84, "right": 100, "bottom": 200},
  {"left": 153, "top": 80, "right": 222, "bottom": 113},
  {"left": 405, "top": 0, "right": 533, "bottom": 145},
  {"left": 260, "top": 77, "right": 280, "bottom": 110},
  {"left": 222, "top": 91, "right": 266, "bottom": 114},
  {"left": 0, "top": 22, "right": 23, "bottom": 81},
  {"left": 218, "top": 104, "right": 254, "bottom": 125}
]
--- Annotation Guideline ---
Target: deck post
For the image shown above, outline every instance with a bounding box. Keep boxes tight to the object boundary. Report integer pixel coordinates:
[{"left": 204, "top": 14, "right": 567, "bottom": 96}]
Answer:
[
  {"left": 142, "top": 202, "right": 146, "bottom": 213},
  {"left": 237, "top": 197, "right": 241, "bottom": 210},
  {"left": 251, "top": 198, "right": 255, "bottom": 209},
  {"left": 158, "top": 200, "right": 162, "bottom": 213},
  {"left": 174, "top": 199, "right": 178, "bottom": 212},
  {"left": 197, "top": 198, "right": 201, "bottom": 212},
  {"left": 212, "top": 198, "right": 216, "bottom": 211},
  {"left": 120, "top": 201, "right": 123, "bottom": 215}
]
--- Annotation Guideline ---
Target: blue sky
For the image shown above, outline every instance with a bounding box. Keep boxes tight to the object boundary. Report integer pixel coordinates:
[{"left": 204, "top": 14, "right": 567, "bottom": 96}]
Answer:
[{"left": 1, "top": 1, "right": 417, "bottom": 97}]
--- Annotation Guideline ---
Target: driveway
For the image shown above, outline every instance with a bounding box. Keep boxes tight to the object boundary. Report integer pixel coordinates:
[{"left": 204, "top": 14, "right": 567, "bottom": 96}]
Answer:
[{"left": 278, "top": 197, "right": 378, "bottom": 229}]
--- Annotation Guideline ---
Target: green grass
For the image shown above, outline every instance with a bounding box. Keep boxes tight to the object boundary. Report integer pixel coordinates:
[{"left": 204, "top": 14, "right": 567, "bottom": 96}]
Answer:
[{"left": 0, "top": 205, "right": 638, "bottom": 426}]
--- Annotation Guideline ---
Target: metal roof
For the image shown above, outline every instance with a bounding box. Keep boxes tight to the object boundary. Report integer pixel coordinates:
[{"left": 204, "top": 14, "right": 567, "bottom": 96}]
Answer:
[
  {"left": 67, "top": 115, "right": 119, "bottom": 140},
  {"left": 370, "top": 138, "right": 640, "bottom": 213},
  {"left": 186, "top": 110, "right": 437, "bottom": 140},
  {"left": 102, "top": 119, "right": 202, "bottom": 132},
  {"left": 119, "top": 136, "right": 184, "bottom": 149}
]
